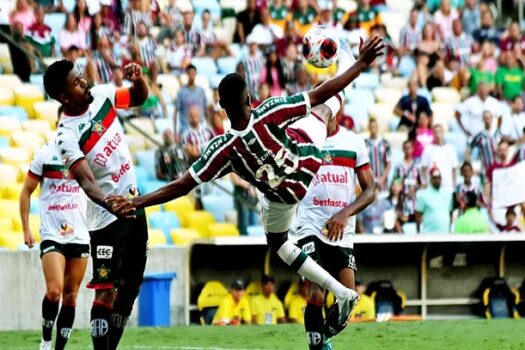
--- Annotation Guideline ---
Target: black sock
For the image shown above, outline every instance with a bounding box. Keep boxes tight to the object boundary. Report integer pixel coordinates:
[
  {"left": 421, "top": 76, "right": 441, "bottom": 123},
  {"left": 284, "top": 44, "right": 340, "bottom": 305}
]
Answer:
[
  {"left": 304, "top": 303, "right": 324, "bottom": 350},
  {"left": 109, "top": 287, "right": 138, "bottom": 350},
  {"left": 55, "top": 305, "right": 75, "bottom": 350},
  {"left": 42, "top": 297, "right": 59, "bottom": 342},
  {"left": 90, "top": 303, "right": 112, "bottom": 350},
  {"left": 109, "top": 313, "right": 129, "bottom": 350},
  {"left": 323, "top": 302, "right": 349, "bottom": 339}
]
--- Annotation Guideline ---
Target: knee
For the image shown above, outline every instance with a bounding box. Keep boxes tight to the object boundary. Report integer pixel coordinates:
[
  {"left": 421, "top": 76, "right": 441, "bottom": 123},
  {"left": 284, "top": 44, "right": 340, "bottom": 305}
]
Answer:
[
  {"left": 62, "top": 290, "right": 78, "bottom": 307},
  {"left": 95, "top": 290, "right": 116, "bottom": 305},
  {"left": 46, "top": 287, "right": 62, "bottom": 303},
  {"left": 307, "top": 284, "right": 325, "bottom": 305}
]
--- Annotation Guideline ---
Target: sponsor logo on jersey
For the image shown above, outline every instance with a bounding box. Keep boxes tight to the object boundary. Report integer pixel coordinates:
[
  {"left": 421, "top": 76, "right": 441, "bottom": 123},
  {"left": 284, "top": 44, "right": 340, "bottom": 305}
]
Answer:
[
  {"left": 49, "top": 183, "right": 80, "bottom": 194},
  {"left": 96, "top": 246, "right": 113, "bottom": 259},
  {"left": 312, "top": 172, "right": 348, "bottom": 186},
  {"left": 111, "top": 161, "right": 131, "bottom": 183},
  {"left": 312, "top": 197, "right": 349, "bottom": 208},
  {"left": 93, "top": 132, "right": 123, "bottom": 167},
  {"left": 48, "top": 203, "right": 79, "bottom": 211},
  {"left": 97, "top": 265, "right": 110, "bottom": 280},
  {"left": 59, "top": 223, "right": 74, "bottom": 237},
  {"left": 61, "top": 168, "right": 70, "bottom": 178},
  {"left": 323, "top": 153, "right": 333, "bottom": 164},
  {"left": 129, "top": 187, "right": 138, "bottom": 197}
]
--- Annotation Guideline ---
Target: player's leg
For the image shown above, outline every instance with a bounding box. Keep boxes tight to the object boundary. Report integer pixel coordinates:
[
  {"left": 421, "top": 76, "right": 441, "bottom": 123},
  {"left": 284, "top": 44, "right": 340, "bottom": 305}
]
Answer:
[
  {"left": 109, "top": 215, "right": 148, "bottom": 350},
  {"left": 40, "top": 244, "right": 66, "bottom": 349},
  {"left": 55, "top": 248, "right": 88, "bottom": 350}
]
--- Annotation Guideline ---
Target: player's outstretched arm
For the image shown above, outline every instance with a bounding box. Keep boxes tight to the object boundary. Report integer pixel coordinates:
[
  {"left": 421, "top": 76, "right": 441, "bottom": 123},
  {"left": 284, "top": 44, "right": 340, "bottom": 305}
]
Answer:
[
  {"left": 308, "top": 35, "right": 385, "bottom": 108},
  {"left": 123, "top": 63, "right": 149, "bottom": 107}
]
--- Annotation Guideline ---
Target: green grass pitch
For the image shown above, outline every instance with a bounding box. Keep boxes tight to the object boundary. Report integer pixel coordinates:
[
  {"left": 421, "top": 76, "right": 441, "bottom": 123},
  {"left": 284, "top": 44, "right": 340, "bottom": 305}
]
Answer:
[{"left": 1, "top": 320, "right": 524, "bottom": 350}]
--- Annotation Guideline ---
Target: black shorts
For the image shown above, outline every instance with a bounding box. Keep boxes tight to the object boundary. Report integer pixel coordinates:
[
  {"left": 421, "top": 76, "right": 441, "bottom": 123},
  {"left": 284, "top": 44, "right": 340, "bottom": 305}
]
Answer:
[
  {"left": 297, "top": 235, "right": 356, "bottom": 277},
  {"left": 87, "top": 213, "right": 148, "bottom": 290},
  {"left": 40, "top": 240, "right": 90, "bottom": 259}
]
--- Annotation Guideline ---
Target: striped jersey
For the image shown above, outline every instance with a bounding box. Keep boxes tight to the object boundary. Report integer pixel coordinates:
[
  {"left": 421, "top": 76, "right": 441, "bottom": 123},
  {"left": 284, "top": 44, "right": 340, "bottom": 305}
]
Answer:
[
  {"left": 365, "top": 137, "right": 391, "bottom": 186},
  {"left": 470, "top": 129, "right": 499, "bottom": 172},
  {"left": 290, "top": 127, "right": 370, "bottom": 248},
  {"left": 181, "top": 123, "right": 215, "bottom": 155},
  {"left": 454, "top": 179, "right": 485, "bottom": 213},
  {"left": 189, "top": 93, "right": 323, "bottom": 204},
  {"left": 399, "top": 24, "right": 421, "bottom": 51},
  {"left": 28, "top": 141, "right": 89, "bottom": 244},
  {"left": 123, "top": 10, "right": 152, "bottom": 36},
  {"left": 445, "top": 33, "right": 473, "bottom": 65},
  {"left": 56, "top": 84, "right": 138, "bottom": 231},
  {"left": 138, "top": 37, "right": 156, "bottom": 68},
  {"left": 92, "top": 51, "right": 119, "bottom": 84},
  {"left": 242, "top": 53, "right": 265, "bottom": 99},
  {"left": 393, "top": 159, "right": 421, "bottom": 193}
]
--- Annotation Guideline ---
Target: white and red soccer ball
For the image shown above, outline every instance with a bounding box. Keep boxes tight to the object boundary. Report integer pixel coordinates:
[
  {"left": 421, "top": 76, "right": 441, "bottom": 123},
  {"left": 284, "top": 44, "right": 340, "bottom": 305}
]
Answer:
[{"left": 302, "top": 27, "right": 339, "bottom": 68}]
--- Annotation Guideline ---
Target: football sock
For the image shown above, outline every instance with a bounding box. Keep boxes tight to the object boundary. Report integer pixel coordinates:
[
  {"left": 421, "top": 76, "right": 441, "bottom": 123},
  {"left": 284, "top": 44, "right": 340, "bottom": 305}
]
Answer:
[
  {"left": 304, "top": 302, "right": 325, "bottom": 350},
  {"left": 109, "top": 312, "right": 129, "bottom": 350},
  {"left": 276, "top": 240, "right": 349, "bottom": 301},
  {"left": 323, "top": 303, "right": 350, "bottom": 339},
  {"left": 90, "top": 301, "right": 112, "bottom": 350},
  {"left": 42, "top": 296, "right": 59, "bottom": 342},
  {"left": 109, "top": 286, "right": 139, "bottom": 350},
  {"left": 55, "top": 305, "right": 75, "bottom": 350}
]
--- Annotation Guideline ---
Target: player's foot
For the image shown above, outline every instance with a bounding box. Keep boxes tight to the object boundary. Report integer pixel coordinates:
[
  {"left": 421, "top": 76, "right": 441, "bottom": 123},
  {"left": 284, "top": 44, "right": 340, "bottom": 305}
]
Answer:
[
  {"left": 39, "top": 339, "right": 52, "bottom": 350},
  {"left": 322, "top": 337, "right": 334, "bottom": 350},
  {"left": 337, "top": 288, "right": 359, "bottom": 326}
]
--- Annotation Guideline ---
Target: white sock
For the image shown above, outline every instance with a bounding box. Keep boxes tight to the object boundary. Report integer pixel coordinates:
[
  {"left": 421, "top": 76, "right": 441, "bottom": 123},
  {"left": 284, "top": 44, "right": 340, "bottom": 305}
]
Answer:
[{"left": 277, "top": 240, "right": 349, "bottom": 300}]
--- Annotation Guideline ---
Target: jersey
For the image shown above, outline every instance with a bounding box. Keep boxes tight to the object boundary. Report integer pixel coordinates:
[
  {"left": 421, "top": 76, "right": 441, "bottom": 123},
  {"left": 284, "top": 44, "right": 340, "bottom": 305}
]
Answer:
[
  {"left": 190, "top": 93, "right": 324, "bottom": 204},
  {"left": 365, "top": 137, "right": 391, "bottom": 187},
  {"left": 56, "top": 84, "right": 137, "bottom": 231},
  {"left": 212, "top": 295, "right": 251, "bottom": 325},
  {"left": 455, "top": 179, "right": 485, "bottom": 210},
  {"left": 28, "top": 141, "right": 89, "bottom": 244},
  {"left": 393, "top": 160, "right": 421, "bottom": 193},
  {"left": 250, "top": 294, "right": 286, "bottom": 325},
  {"left": 289, "top": 127, "right": 370, "bottom": 248},
  {"left": 470, "top": 129, "right": 498, "bottom": 172}
]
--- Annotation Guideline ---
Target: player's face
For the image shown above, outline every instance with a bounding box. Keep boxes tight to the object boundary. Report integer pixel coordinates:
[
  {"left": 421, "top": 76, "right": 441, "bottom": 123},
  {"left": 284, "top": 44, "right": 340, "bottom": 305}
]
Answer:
[
  {"left": 403, "top": 142, "right": 413, "bottom": 156},
  {"left": 62, "top": 69, "right": 93, "bottom": 107},
  {"left": 262, "top": 282, "right": 274, "bottom": 296},
  {"left": 430, "top": 174, "right": 441, "bottom": 189},
  {"left": 232, "top": 289, "right": 244, "bottom": 302},
  {"left": 462, "top": 166, "right": 473, "bottom": 180}
]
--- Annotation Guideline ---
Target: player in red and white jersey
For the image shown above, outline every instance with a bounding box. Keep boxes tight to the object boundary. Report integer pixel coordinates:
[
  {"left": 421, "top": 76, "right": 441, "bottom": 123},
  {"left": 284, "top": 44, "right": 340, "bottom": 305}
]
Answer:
[
  {"left": 109, "top": 36, "right": 385, "bottom": 334},
  {"left": 20, "top": 141, "right": 89, "bottom": 350},
  {"left": 43, "top": 60, "right": 149, "bottom": 350},
  {"left": 290, "top": 115, "right": 375, "bottom": 350}
]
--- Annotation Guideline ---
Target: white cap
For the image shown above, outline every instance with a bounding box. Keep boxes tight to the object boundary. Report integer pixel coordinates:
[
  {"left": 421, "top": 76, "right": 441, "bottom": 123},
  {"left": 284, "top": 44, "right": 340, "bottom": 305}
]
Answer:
[{"left": 176, "top": 0, "right": 193, "bottom": 13}]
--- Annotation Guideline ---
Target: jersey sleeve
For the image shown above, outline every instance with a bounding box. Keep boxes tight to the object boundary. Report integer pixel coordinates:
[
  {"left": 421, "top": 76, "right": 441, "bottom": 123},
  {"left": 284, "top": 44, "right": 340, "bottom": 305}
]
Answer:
[
  {"left": 252, "top": 92, "right": 311, "bottom": 127},
  {"left": 91, "top": 84, "right": 117, "bottom": 106},
  {"left": 28, "top": 146, "right": 45, "bottom": 180},
  {"left": 355, "top": 135, "right": 371, "bottom": 169},
  {"left": 189, "top": 135, "right": 233, "bottom": 184},
  {"left": 55, "top": 127, "right": 85, "bottom": 171}
]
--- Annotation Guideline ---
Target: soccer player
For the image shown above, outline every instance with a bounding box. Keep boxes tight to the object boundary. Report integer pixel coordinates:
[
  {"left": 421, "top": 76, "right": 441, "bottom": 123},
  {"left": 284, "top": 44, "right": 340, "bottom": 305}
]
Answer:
[
  {"left": 289, "top": 112, "right": 375, "bottom": 350},
  {"left": 20, "top": 140, "right": 90, "bottom": 350},
  {"left": 109, "top": 36, "right": 385, "bottom": 330},
  {"left": 43, "top": 60, "right": 149, "bottom": 350}
]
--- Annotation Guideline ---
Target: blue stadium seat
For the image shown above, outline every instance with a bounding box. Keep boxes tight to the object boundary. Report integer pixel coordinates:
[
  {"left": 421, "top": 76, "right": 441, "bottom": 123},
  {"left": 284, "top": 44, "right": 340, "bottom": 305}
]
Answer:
[
  {"left": 139, "top": 180, "right": 168, "bottom": 197},
  {"left": 201, "top": 194, "right": 234, "bottom": 222},
  {"left": 190, "top": 57, "right": 218, "bottom": 80},
  {"left": 0, "top": 106, "right": 28, "bottom": 121},
  {"left": 217, "top": 57, "right": 240, "bottom": 74},
  {"left": 135, "top": 150, "right": 156, "bottom": 180},
  {"left": 135, "top": 165, "right": 150, "bottom": 184},
  {"left": 155, "top": 118, "right": 173, "bottom": 134},
  {"left": 0, "top": 136, "right": 8, "bottom": 148},
  {"left": 148, "top": 211, "right": 180, "bottom": 243},
  {"left": 247, "top": 225, "right": 265, "bottom": 236},
  {"left": 353, "top": 73, "right": 380, "bottom": 90},
  {"left": 209, "top": 74, "right": 225, "bottom": 89},
  {"left": 29, "top": 75, "right": 45, "bottom": 95}
]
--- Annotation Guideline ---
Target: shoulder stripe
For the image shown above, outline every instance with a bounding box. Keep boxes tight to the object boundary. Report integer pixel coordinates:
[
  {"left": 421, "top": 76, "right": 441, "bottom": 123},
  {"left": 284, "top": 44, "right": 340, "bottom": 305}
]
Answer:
[{"left": 79, "top": 99, "right": 117, "bottom": 154}]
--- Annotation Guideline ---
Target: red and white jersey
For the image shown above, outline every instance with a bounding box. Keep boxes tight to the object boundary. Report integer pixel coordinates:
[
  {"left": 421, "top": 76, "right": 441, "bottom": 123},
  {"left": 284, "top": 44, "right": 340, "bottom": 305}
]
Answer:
[
  {"left": 28, "top": 141, "right": 89, "bottom": 244},
  {"left": 290, "top": 127, "right": 370, "bottom": 248},
  {"left": 56, "top": 84, "right": 137, "bottom": 231}
]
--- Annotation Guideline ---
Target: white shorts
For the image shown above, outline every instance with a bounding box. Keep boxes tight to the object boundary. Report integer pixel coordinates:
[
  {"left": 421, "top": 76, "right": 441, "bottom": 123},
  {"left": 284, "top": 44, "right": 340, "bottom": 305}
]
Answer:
[{"left": 258, "top": 193, "right": 298, "bottom": 233}]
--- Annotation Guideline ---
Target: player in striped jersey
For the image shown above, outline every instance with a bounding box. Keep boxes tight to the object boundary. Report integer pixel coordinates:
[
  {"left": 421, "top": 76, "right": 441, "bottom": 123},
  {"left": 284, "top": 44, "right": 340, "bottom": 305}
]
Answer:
[
  {"left": 20, "top": 141, "right": 89, "bottom": 350},
  {"left": 109, "top": 36, "right": 386, "bottom": 333},
  {"left": 469, "top": 111, "right": 500, "bottom": 181},
  {"left": 365, "top": 118, "right": 391, "bottom": 192}
]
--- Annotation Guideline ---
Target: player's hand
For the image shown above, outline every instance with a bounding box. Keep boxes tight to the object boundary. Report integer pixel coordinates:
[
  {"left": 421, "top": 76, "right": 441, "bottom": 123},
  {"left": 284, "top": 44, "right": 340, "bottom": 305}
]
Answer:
[
  {"left": 105, "top": 195, "right": 137, "bottom": 219},
  {"left": 23, "top": 231, "right": 35, "bottom": 248},
  {"left": 357, "top": 35, "right": 385, "bottom": 66},
  {"left": 124, "top": 63, "right": 142, "bottom": 81},
  {"left": 324, "top": 209, "right": 350, "bottom": 241}
]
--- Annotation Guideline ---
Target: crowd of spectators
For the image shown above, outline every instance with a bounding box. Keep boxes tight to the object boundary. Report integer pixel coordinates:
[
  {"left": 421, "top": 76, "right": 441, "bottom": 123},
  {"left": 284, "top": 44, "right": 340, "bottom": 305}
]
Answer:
[{"left": 5, "top": 0, "right": 525, "bottom": 234}]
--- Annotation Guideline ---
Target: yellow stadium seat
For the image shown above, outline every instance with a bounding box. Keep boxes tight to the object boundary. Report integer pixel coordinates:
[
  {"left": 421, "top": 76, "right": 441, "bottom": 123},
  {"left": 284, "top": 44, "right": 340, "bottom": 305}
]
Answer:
[
  {"left": 284, "top": 282, "right": 299, "bottom": 309},
  {"left": 0, "top": 164, "right": 19, "bottom": 185},
  {"left": 2, "top": 182, "right": 23, "bottom": 200},
  {"left": 148, "top": 228, "right": 167, "bottom": 246},
  {"left": 125, "top": 134, "right": 147, "bottom": 153},
  {"left": 33, "top": 100, "right": 60, "bottom": 128},
  {"left": 197, "top": 281, "right": 229, "bottom": 310},
  {"left": 0, "top": 200, "right": 20, "bottom": 221},
  {"left": 432, "top": 87, "right": 461, "bottom": 104},
  {"left": 169, "top": 228, "right": 200, "bottom": 245},
  {"left": 11, "top": 131, "right": 45, "bottom": 154},
  {"left": 0, "top": 85, "right": 15, "bottom": 106},
  {"left": 245, "top": 281, "right": 262, "bottom": 297},
  {"left": 0, "top": 217, "right": 13, "bottom": 231},
  {"left": 22, "top": 120, "right": 52, "bottom": 136},
  {"left": 145, "top": 204, "right": 163, "bottom": 216},
  {"left": 14, "top": 84, "right": 44, "bottom": 119},
  {"left": 382, "top": 76, "right": 408, "bottom": 90},
  {"left": 0, "top": 74, "right": 22, "bottom": 89},
  {"left": 0, "top": 117, "right": 22, "bottom": 136},
  {"left": 164, "top": 196, "right": 195, "bottom": 227},
  {"left": 0, "top": 231, "right": 24, "bottom": 250},
  {"left": 12, "top": 214, "right": 41, "bottom": 236},
  {"left": 207, "top": 223, "right": 240, "bottom": 238},
  {"left": 0, "top": 147, "right": 30, "bottom": 165},
  {"left": 374, "top": 88, "right": 403, "bottom": 105},
  {"left": 187, "top": 211, "right": 215, "bottom": 238}
]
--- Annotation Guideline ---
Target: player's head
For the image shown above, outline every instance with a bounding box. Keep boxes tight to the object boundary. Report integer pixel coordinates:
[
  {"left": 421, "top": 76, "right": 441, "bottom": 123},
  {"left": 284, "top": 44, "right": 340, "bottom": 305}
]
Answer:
[
  {"left": 460, "top": 161, "right": 473, "bottom": 180},
  {"left": 482, "top": 110, "right": 493, "bottom": 129},
  {"left": 429, "top": 167, "right": 441, "bottom": 189},
  {"left": 218, "top": 73, "right": 251, "bottom": 120},
  {"left": 261, "top": 275, "right": 275, "bottom": 297},
  {"left": 230, "top": 279, "right": 245, "bottom": 302},
  {"left": 44, "top": 59, "right": 93, "bottom": 108}
]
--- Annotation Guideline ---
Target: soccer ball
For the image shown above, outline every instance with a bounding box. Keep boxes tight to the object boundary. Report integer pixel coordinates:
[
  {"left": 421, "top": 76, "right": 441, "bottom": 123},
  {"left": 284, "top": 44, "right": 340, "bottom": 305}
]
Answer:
[{"left": 302, "top": 27, "right": 339, "bottom": 68}]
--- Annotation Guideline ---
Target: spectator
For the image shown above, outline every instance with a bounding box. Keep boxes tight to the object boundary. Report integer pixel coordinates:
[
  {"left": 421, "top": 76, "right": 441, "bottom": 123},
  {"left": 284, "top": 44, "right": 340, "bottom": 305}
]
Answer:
[
  {"left": 241, "top": 35, "right": 265, "bottom": 99},
  {"left": 421, "top": 124, "right": 459, "bottom": 190},
  {"left": 398, "top": 178, "right": 418, "bottom": 233},
  {"left": 486, "top": 139, "right": 517, "bottom": 184},
  {"left": 469, "top": 111, "right": 499, "bottom": 177},
  {"left": 230, "top": 173, "right": 258, "bottom": 236},
  {"left": 434, "top": 0, "right": 459, "bottom": 39},
  {"left": 426, "top": 59, "right": 454, "bottom": 90},
  {"left": 213, "top": 279, "right": 251, "bottom": 326},
  {"left": 496, "top": 207, "right": 522, "bottom": 233},
  {"left": 415, "top": 167, "right": 453, "bottom": 234},
  {"left": 499, "top": 22, "right": 525, "bottom": 53},
  {"left": 455, "top": 82, "right": 501, "bottom": 138},
  {"left": 180, "top": 7, "right": 204, "bottom": 57},
  {"left": 123, "top": 0, "right": 152, "bottom": 36},
  {"left": 233, "top": 0, "right": 261, "bottom": 44},
  {"left": 200, "top": 9, "right": 233, "bottom": 59},
  {"left": 410, "top": 108, "right": 434, "bottom": 160},
  {"left": 496, "top": 52, "right": 525, "bottom": 101},
  {"left": 344, "top": 0, "right": 382, "bottom": 36},
  {"left": 261, "top": 48, "right": 285, "bottom": 97},
  {"left": 281, "top": 43, "right": 300, "bottom": 84},
  {"left": 455, "top": 161, "right": 485, "bottom": 214},
  {"left": 252, "top": 83, "right": 270, "bottom": 108},
  {"left": 26, "top": 6, "right": 55, "bottom": 58},
  {"left": 155, "top": 129, "right": 179, "bottom": 181},
  {"left": 166, "top": 29, "right": 192, "bottom": 73},
  {"left": 10, "top": 0, "right": 35, "bottom": 33},
  {"left": 393, "top": 79, "right": 433, "bottom": 130},
  {"left": 287, "top": 279, "right": 307, "bottom": 324},
  {"left": 467, "top": 42, "right": 497, "bottom": 95},
  {"left": 73, "top": 0, "right": 91, "bottom": 34},
  {"left": 100, "top": 4, "right": 119, "bottom": 33},
  {"left": 90, "top": 36, "right": 119, "bottom": 84},
  {"left": 88, "top": 12, "right": 111, "bottom": 51},
  {"left": 59, "top": 13, "right": 87, "bottom": 55},
  {"left": 290, "top": 0, "right": 317, "bottom": 37},
  {"left": 501, "top": 95, "right": 525, "bottom": 143},
  {"left": 365, "top": 119, "right": 391, "bottom": 192},
  {"left": 358, "top": 186, "right": 392, "bottom": 233},
  {"left": 174, "top": 64, "right": 207, "bottom": 135},
  {"left": 181, "top": 106, "right": 215, "bottom": 163},
  {"left": 398, "top": 8, "right": 421, "bottom": 56},
  {"left": 287, "top": 65, "right": 311, "bottom": 95},
  {"left": 250, "top": 275, "right": 286, "bottom": 325},
  {"left": 275, "top": 21, "right": 302, "bottom": 58},
  {"left": 269, "top": 0, "right": 289, "bottom": 30},
  {"left": 454, "top": 191, "right": 490, "bottom": 233},
  {"left": 135, "top": 22, "right": 158, "bottom": 83},
  {"left": 351, "top": 279, "right": 375, "bottom": 320},
  {"left": 250, "top": 6, "right": 283, "bottom": 48},
  {"left": 473, "top": 9, "right": 500, "bottom": 45},
  {"left": 445, "top": 19, "right": 473, "bottom": 66},
  {"left": 382, "top": 179, "right": 403, "bottom": 232},
  {"left": 9, "top": 21, "right": 34, "bottom": 82},
  {"left": 462, "top": 0, "right": 480, "bottom": 35},
  {"left": 394, "top": 140, "right": 422, "bottom": 192},
  {"left": 415, "top": 22, "right": 441, "bottom": 87}
]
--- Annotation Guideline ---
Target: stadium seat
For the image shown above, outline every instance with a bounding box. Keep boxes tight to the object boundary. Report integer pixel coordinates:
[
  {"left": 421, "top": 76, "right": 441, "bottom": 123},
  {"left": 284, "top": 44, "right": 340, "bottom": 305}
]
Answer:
[
  {"left": 22, "top": 120, "right": 52, "bottom": 136},
  {"left": 154, "top": 118, "right": 173, "bottom": 134},
  {"left": 207, "top": 223, "right": 240, "bottom": 238},
  {"left": 135, "top": 150, "right": 157, "bottom": 180},
  {"left": 247, "top": 225, "right": 265, "bottom": 236},
  {"left": 0, "top": 217, "right": 12, "bottom": 231},
  {"left": 29, "top": 74, "right": 45, "bottom": 95},
  {"left": 353, "top": 72, "right": 380, "bottom": 90},
  {"left": 0, "top": 74, "right": 22, "bottom": 91},
  {"left": 0, "top": 232, "right": 24, "bottom": 250},
  {"left": 382, "top": 77, "right": 409, "bottom": 90},
  {"left": 29, "top": 197, "right": 39, "bottom": 214},
  {"left": 220, "top": 0, "right": 247, "bottom": 13},
  {"left": 374, "top": 88, "right": 403, "bottom": 105},
  {"left": 367, "top": 104, "right": 396, "bottom": 132},
  {"left": 170, "top": 228, "right": 200, "bottom": 245},
  {"left": 17, "top": 163, "right": 30, "bottom": 183},
  {"left": 157, "top": 74, "right": 180, "bottom": 101},
  {"left": 217, "top": 57, "right": 239, "bottom": 74},
  {"left": 148, "top": 211, "right": 180, "bottom": 243},
  {"left": 220, "top": 18, "right": 237, "bottom": 45},
  {"left": 0, "top": 147, "right": 30, "bottom": 165},
  {"left": 0, "top": 164, "right": 18, "bottom": 184},
  {"left": 0, "top": 86, "right": 14, "bottom": 106},
  {"left": 134, "top": 165, "right": 150, "bottom": 183},
  {"left": 148, "top": 228, "right": 168, "bottom": 247},
  {"left": 0, "top": 106, "right": 28, "bottom": 121},
  {"left": 384, "top": 132, "right": 407, "bottom": 151},
  {"left": 43, "top": 13, "right": 66, "bottom": 53},
  {"left": 124, "top": 117, "right": 156, "bottom": 136},
  {"left": 144, "top": 204, "right": 163, "bottom": 216},
  {"left": 189, "top": 57, "right": 218, "bottom": 80},
  {"left": 11, "top": 213, "right": 40, "bottom": 234},
  {"left": 445, "top": 132, "right": 467, "bottom": 162},
  {"left": 140, "top": 180, "right": 168, "bottom": 198},
  {"left": 2, "top": 183, "right": 23, "bottom": 200},
  {"left": 14, "top": 84, "right": 44, "bottom": 119},
  {"left": 0, "top": 136, "right": 9, "bottom": 148},
  {"left": 125, "top": 134, "right": 147, "bottom": 153},
  {"left": 187, "top": 210, "right": 215, "bottom": 237},
  {"left": 201, "top": 194, "right": 234, "bottom": 222},
  {"left": 11, "top": 131, "right": 45, "bottom": 154},
  {"left": 197, "top": 280, "right": 229, "bottom": 325},
  {"left": 432, "top": 87, "right": 461, "bottom": 104},
  {"left": 164, "top": 196, "right": 195, "bottom": 227},
  {"left": 0, "top": 117, "right": 22, "bottom": 136},
  {"left": 33, "top": 101, "right": 60, "bottom": 128}
]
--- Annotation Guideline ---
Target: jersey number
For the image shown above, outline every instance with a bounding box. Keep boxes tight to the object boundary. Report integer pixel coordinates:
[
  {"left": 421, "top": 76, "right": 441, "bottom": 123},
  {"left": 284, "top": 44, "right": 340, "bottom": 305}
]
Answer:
[{"left": 255, "top": 149, "right": 299, "bottom": 188}]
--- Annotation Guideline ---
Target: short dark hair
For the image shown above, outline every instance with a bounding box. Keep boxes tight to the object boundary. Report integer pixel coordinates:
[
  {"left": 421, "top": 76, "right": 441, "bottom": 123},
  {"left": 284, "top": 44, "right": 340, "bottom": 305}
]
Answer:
[
  {"left": 261, "top": 275, "right": 275, "bottom": 284},
  {"left": 186, "top": 64, "right": 197, "bottom": 72},
  {"left": 218, "top": 73, "right": 247, "bottom": 110},
  {"left": 465, "top": 191, "right": 478, "bottom": 208},
  {"left": 44, "top": 59, "right": 74, "bottom": 101},
  {"left": 461, "top": 161, "right": 472, "bottom": 171},
  {"left": 67, "top": 45, "right": 79, "bottom": 53},
  {"left": 202, "top": 9, "right": 210, "bottom": 15}
]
